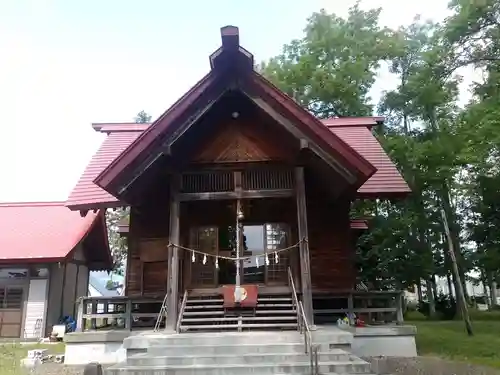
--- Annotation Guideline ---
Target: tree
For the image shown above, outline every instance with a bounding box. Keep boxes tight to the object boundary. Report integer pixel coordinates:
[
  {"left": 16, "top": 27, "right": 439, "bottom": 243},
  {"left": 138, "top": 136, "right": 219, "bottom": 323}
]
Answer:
[
  {"left": 135, "top": 110, "right": 152, "bottom": 123},
  {"left": 260, "top": 0, "right": 500, "bottom": 321},
  {"left": 259, "top": 3, "right": 398, "bottom": 117}
]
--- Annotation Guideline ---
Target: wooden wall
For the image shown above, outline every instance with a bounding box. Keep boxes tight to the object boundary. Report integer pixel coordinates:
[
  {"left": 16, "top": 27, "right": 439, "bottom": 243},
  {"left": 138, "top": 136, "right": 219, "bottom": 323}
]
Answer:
[
  {"left": 306, "top": 184, "right": 356, "bottom": 292},
  {"left": 126, "top": 185, "right": 171, "bottom": 297}
]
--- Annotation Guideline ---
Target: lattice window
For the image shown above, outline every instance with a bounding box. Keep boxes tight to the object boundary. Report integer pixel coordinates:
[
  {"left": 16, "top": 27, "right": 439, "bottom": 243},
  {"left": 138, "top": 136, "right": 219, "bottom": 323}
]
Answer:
[
  {"left": 265, "top": 223, "right": 289, "bottom": 283},
  {"left": 190, "top": 227, "right": 218, "bottom": 286},
  {"left": 181, "top": 172, "right": 234, "bottom": 193},
  {"left": 242, "top": 169, "right": 294, "bottom": 190}
]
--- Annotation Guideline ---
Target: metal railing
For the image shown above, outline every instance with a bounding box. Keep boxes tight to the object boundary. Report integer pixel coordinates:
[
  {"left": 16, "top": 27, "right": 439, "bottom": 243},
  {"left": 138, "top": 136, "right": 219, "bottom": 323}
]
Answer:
[
  {"left": 176, "top": 290, "right": 188, "bottom": 333},
  {"left": 288, "top": 267, "right": 319, "bottom": 375},
  {"left": 154, "top": 290, "right": 169, "bottom": 332}
]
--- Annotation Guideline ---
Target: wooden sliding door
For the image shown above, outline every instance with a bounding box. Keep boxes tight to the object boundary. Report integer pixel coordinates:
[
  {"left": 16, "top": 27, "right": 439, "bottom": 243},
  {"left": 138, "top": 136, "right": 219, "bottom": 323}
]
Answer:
[{"left": 188, "top": 226, "right": 218, "bottom": 288}]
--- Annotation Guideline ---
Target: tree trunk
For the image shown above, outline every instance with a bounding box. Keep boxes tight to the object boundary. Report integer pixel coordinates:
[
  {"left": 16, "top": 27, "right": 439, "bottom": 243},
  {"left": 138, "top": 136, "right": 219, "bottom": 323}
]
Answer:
[
  {"left": 417, "top": 281, "right": 423, "bottom": 304},
  {"left": 447, "top": 273, "right": 454, "bottom": 298},
  {"left": 440, "top": 182, "right": 470, "bottom": 304},
  {"left": 426, "top": 279, "right": 436, "bottom": 319},
  {"left": 489, "top": 273, "right": 497, "bottom": 308},
  {"left": 432, "top": 275, "right": 439, "bottom": 299},
  {"left": 480, "top": 270, "right": 491, "bottom": 309}
]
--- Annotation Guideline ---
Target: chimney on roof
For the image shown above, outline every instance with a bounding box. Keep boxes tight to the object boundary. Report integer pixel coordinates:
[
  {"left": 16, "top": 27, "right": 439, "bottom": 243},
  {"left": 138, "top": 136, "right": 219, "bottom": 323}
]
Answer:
[{"left": 220, "top": 26, "right": 239, "bottom": 51}]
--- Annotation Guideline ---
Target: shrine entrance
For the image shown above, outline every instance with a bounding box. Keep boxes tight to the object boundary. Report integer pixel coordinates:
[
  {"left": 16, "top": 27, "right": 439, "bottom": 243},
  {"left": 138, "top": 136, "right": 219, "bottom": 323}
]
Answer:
[{"left": 182, "top": 198, "right": 297, "bottom": 290}]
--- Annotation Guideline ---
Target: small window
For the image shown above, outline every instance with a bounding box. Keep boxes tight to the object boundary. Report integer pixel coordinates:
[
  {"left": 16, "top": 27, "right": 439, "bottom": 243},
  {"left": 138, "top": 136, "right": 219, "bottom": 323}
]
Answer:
[
  {"left": 0, "top": 287, "right": 23, "bottom": 309},
  {"left": 0, "top": 268, "right": 28, "bottom": 279},
  {"left": 4, "top": 288, "right": 23, "bottom": 309}
]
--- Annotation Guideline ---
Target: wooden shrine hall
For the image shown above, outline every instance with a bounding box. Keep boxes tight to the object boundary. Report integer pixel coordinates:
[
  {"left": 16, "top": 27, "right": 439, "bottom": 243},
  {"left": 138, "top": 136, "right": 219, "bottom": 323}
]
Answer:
[{"left": 66, "top": 26, "right": 410, "bottom": 333}]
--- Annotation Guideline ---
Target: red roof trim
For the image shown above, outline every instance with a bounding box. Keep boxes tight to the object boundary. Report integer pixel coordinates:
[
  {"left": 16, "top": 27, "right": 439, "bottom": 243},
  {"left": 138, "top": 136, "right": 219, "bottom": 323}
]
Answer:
[
  {"left": 94, "top": 72, "right": 216, "bottom": 188},
  {"left": 250, "top": 73, "right": 376, "bottom": 180}
]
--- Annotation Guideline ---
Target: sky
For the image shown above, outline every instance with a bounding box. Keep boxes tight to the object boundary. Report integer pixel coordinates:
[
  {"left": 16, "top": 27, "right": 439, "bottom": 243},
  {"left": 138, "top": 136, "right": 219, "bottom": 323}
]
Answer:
[{"left": 0, "top": 0, "right": 456, "bottom": 202}]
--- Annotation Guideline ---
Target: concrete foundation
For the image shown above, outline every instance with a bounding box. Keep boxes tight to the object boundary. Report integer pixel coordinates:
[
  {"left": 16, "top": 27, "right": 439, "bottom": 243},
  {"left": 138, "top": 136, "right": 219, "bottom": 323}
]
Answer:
[
  {"left": 63, "top": 325, "right": 418, "bottom": 366},
  {"left": 64, "top": 331, "right": 133, "bottom": 365},
  {"left": 341, "top": 325, "right": 418, "bottom": 357}
]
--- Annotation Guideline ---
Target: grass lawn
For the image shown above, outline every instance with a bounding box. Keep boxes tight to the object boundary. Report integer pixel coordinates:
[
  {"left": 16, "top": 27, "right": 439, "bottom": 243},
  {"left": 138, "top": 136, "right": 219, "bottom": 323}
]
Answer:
[
  {"left": 0, "top": 342, "right": 65, "bottom": 375},
  {"left": 411, "top": 320, "right": 500, "bottom": 368}
]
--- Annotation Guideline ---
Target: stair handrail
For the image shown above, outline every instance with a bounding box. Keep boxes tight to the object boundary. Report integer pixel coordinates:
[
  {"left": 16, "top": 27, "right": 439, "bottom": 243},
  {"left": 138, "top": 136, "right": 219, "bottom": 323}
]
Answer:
[
  {"left": 288, "top": 267, "right": 319, "bottom": 375},
  {"left": 154, "top": 290, "right": 169, "bottom": 332},
  {"left": 176, "top": 290, "right": 188, "bottom": 333},
  {"left": 288, "top": 267, "right": 302, "bottom": 333}
]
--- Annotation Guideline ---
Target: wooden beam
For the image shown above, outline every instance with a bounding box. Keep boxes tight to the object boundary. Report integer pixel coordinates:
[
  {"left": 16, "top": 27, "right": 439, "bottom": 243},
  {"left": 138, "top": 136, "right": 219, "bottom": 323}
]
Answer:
[
  {"left": 166, "top": 174, "right": 181, "bottom": 331},
  {"left": 177, "top": 189, "right": 294, "bottom": 201},
  {"left": 295, "top": 166, "right": 314, "bottom": 327},
  {"left": 245, "top": 93, "right": 355, "bottom": 183},
  {"left": 117, "top": 90, "right": 227, "bottom": 196}
]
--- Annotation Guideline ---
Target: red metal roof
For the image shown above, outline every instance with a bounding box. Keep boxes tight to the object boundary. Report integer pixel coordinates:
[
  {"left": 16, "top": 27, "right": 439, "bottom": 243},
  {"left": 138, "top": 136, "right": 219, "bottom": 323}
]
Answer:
[
  {"left": 350, "top": 219, "right": 369, "bottom": 230},
  {"left": 66, "top": 131, "right": 143, "bottom": 210},
  {"left": 65, "top": 118, "right": 409, "bottom": 209},
  {"left": 328, "top": 125, "right": 410, "bottom": 197},
  {"left": 0, "top": 202, "right": 111, "bottom": 267}
]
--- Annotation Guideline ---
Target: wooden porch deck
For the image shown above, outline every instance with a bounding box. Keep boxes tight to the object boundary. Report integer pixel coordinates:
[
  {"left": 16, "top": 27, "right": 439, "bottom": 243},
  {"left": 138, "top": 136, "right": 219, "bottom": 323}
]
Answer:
[{"left": 75, "top": 289, "right": 404, "bottom": 332}]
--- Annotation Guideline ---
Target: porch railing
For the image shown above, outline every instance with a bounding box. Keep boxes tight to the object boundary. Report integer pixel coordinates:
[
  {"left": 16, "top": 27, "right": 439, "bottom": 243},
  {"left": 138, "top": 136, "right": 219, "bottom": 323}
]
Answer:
[
  {"left": 75, "top": 296, "right": 165, "bottom": 332},
  {"left": 312, "top": 290, "right": 404, "bottom": 325},
  {"left": 288, "top": 267, "right": 319, "bottom": 375}
]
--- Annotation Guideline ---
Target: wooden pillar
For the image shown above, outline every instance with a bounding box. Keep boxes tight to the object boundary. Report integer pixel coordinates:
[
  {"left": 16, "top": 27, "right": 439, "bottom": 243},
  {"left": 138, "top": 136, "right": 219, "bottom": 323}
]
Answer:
[
  {"left": 166, "top": 174, "right": 181, "bottom": 331},
  {"left": 295, "top": 167, "right": 314, "bottom": 327}
]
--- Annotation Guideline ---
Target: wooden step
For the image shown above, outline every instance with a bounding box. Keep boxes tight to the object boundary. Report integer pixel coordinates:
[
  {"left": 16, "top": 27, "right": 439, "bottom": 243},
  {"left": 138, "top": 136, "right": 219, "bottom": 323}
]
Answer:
[
  {"left": 186, "top": 297, "right": 292, "bottom": 305},
  {"left": 187, "top": 299, "right": 224, "bottom": 304},
  {"left": 182, "top": 316, "right": 297, "bottom": 323},
  {"left": 180, "top": 322, "right": 298, "bottom": 330},
  {"left": 183, "top": 310, "right": 296, "bottom": 317}
]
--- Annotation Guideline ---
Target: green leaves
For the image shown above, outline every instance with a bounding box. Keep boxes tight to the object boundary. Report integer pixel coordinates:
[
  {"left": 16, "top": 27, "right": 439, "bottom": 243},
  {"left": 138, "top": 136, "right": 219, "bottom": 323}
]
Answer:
[
  {"left": 260, "top": 4, "right": 395, "bottom": 117},
  {"left": 261, "top": 1, "right": 500, "bottom": 298}
]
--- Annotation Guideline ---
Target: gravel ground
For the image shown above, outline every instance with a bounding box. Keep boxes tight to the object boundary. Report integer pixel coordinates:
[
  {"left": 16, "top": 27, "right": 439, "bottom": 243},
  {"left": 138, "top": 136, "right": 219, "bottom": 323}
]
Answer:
[{"left": 20, "top": 363, "right": 114, "bottom": 375}]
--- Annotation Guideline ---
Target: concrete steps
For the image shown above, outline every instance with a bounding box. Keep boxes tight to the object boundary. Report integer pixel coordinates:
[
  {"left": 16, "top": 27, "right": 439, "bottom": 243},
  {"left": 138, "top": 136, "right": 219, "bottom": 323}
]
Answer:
[
  {"left": 110, "top": 329, "right": 373, "bottom": 375},
  {"left": 107, "top": 360, "right": 372, "bottom": 375},
  {"left": 127, "top": 350, "right": 355, "bottom": 366}
]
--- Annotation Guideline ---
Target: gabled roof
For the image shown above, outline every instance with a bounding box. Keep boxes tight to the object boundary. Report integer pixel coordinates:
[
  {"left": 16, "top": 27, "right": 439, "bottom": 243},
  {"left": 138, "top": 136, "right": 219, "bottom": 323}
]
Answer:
[
  {"left": 66, "top": 116, "right": 409, "bottom": 210},
  {"left": 0, "top": 201, "right": 112, "bottom": 270},
  {"left": 93, "top": 26, "right": 376, "bottom": 198}
]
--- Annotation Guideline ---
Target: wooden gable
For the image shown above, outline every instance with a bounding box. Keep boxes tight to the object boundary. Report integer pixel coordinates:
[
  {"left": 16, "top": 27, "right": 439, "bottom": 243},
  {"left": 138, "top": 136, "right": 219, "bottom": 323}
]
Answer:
[{"left": 193, "top": 121, "right": 288, "bottom": 164}]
